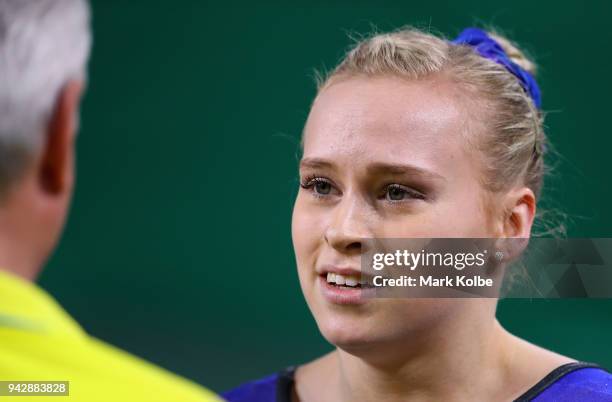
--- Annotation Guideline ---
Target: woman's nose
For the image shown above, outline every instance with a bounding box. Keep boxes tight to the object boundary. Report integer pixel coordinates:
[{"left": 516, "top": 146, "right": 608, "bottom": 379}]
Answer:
[{"left": 324, "top": 196, "right": 370, "bottom": 255}]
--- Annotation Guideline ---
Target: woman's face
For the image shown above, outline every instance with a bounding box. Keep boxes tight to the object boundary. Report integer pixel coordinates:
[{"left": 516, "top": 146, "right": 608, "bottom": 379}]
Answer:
[{"left": 291, "top": 75, "right": 498, "bottom": 351}]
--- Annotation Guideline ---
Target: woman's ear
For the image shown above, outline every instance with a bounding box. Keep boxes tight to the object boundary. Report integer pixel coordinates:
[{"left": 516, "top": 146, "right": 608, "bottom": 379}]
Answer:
[{"left": 502, "top": 187, "right": 536, "bottom": 238}]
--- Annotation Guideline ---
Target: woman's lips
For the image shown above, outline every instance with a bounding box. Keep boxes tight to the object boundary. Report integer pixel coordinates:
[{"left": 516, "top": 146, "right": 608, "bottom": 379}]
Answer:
[{"left": 318, "top": 274, "right": 372, "bottom": 305}]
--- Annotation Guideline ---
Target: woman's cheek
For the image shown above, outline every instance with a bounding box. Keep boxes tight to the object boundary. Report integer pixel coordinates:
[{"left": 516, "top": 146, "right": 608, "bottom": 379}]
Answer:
[
  {"left": 292, "top": 198, "right": 324, "bottom": 267},
  {"left": 375, "top": 211, "right": 439, "bottom": 238}
]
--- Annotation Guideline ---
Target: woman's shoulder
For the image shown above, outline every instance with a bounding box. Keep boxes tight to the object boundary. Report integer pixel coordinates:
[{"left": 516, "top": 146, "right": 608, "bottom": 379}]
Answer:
[
  {"left": 222, "top": 367, "right": 296, "bottom": 402},
  {"left": 516, "top": 362, "right": 612, "bottom": 401}
]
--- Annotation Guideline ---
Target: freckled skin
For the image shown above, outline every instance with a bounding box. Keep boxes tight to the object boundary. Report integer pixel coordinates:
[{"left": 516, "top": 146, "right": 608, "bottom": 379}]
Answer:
[
  {"left": 292, "top": 75, "right": 494, "bottom": 352},
  {"left": 290, "top": 75, "right": 571, "bottom": 401}
]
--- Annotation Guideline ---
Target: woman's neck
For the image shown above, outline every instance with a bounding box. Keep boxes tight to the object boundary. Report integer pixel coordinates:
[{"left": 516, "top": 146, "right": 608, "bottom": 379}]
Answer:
[
  {"left": 296, "top": 302, "right": 574, "bottom": 402},
  {"left": 334, "top": 318, "right": 513, "bottom": 402},
  {"left": 336, "top": 321, "right": 512, "bottom": 401},
  {"left": 296, "top": 306, "right": 528, "bottom": 402}
]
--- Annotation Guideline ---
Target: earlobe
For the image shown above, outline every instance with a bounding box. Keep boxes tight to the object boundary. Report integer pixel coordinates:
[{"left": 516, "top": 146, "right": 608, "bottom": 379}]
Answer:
[{"left": 39, "top": 80, "right": 83, "bottom": 196}]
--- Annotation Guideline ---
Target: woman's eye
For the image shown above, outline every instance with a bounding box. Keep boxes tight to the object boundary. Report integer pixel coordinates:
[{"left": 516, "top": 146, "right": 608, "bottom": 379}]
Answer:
[
  {"left": 300, "top": 177, "right": 337, "bottom": 197},
  {"left": 385, "top": 184, "right": 424, "bottom": 201},
  {"left": 313, "top": 180, "right": 332, "bottom": 195}
]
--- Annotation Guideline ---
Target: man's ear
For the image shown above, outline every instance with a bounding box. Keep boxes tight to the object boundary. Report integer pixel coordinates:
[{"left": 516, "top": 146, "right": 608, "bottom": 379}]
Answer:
[
  {"left": 39, "top": 80, "right": 83, "bottom": 196},
  {"left": 501, "top": 187, "right": 537, "bottom": 238}
]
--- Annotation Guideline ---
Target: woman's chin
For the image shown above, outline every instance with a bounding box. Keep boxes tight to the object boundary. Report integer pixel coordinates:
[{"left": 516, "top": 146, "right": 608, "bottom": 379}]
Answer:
[
  {"left": 312, "top": 301, "right": 451, "bottom": 353},
  {"left": 317, "top": 316, "right": 385, "bottom": 350}
]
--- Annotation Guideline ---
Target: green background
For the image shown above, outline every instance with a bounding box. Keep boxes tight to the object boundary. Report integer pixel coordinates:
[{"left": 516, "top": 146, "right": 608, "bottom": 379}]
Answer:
[{"left": 38, "top": 0, "right": 612, "bottom": 394}]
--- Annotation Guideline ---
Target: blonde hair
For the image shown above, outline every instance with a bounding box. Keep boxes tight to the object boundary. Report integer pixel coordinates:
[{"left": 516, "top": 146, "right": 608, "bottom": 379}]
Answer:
[{"left": 314, "top": 26, "right": 548, "bottom": 206}]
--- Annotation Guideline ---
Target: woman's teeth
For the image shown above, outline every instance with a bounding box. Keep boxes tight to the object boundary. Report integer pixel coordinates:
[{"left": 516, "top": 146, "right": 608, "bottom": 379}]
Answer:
[{"left": 326, "top": 272, "right": 360, "bottom": 287}]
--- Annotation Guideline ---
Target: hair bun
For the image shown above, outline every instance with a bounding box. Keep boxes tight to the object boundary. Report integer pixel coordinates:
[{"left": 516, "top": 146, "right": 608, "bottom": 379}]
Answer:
[{"left": 487, "top": 31, "right": 537, "bottom": 77}]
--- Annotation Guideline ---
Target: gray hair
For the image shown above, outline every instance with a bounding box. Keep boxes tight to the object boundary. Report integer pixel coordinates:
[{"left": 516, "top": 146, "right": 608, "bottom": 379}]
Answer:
[{"left": 0, "top": 0, "right": 91, "bottom": 196}]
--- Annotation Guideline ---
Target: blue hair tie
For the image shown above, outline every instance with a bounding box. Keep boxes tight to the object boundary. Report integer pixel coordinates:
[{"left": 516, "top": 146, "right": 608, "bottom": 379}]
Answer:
[{"left": 450, "top": 27, "right": 542, "bottom": 109}]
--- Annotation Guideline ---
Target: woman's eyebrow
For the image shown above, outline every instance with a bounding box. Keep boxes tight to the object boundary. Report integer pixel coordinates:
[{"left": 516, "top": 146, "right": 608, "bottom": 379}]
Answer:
[
  {"left": 299, "top": 157, "right": 335, "bottom": 170},
  {"left": 367, "top": 162, "right": 446, "bottom": 182},
  {"left": 299, "top": 158, "right": 445, "bottom": 182}
]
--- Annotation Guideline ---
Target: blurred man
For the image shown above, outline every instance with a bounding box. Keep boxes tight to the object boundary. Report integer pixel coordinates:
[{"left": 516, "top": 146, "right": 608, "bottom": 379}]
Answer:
[{"left": 0, "top": 1, "right": 221, "bottom": 400}]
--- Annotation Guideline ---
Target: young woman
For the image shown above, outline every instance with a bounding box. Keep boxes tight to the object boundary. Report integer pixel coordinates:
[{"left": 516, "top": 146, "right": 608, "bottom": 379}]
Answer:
[{"left": 223, "top": 26, "right": 612, "bottom": 401}]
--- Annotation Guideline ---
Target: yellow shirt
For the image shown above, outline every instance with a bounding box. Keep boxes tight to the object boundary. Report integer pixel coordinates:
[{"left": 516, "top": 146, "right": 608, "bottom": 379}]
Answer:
[{"left": 0, "top": 269, "right": 222, "bottom": 402}]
